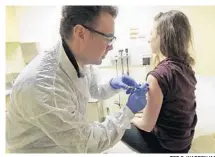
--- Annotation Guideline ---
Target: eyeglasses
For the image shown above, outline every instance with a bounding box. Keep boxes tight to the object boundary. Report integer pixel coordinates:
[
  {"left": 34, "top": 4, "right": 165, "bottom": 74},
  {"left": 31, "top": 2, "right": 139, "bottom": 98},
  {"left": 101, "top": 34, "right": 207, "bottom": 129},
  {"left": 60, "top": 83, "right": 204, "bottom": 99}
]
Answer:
[{"left": 82, "top": 25, "right": 116, "bottom": 45}]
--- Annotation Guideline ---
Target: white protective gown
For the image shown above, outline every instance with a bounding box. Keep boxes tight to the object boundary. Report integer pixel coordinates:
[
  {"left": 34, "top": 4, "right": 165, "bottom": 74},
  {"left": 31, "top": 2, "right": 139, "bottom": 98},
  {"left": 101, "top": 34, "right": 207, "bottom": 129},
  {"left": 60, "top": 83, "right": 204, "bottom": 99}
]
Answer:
[{"left": 6, "top": 41, "right": 134, "bottom": 153}]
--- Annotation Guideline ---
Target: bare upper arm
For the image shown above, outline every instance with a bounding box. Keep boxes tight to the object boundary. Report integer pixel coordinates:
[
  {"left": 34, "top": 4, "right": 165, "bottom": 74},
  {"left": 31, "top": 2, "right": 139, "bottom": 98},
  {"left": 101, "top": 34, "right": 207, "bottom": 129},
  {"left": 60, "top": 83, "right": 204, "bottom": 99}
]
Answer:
[{"left": 142, "top": 74, "right": 164, "bottom": 131}]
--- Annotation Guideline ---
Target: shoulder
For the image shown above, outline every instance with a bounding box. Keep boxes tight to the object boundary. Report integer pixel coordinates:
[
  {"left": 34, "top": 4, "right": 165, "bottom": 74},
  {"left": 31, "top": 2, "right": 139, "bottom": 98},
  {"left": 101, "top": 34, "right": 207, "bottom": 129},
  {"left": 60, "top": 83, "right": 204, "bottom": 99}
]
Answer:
[
  {"left": 146, "top": 75, "right": 163, "bottom": 99},
  {"left": 147, "top": 59, "right": 173, "bottom": 81},
  {"left": 147, "top": 59, "right": 175, "bottom": 96},
  {"left": 147, "top": 74, "right": 159, "bottom": 86}
]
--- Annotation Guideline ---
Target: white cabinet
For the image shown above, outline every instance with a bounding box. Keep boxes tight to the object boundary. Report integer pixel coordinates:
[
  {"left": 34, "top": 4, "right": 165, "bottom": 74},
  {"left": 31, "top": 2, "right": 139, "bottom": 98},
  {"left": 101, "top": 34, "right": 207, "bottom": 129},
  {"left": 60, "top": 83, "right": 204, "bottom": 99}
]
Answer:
[{"left": 6, "top": 42, "right": 26, "bottom": 75}]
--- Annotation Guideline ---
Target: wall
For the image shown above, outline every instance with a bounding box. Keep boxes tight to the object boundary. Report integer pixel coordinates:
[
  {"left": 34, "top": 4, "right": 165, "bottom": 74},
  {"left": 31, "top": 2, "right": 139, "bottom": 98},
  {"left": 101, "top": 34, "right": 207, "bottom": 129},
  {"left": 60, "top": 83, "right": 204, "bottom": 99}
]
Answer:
[
  {"left": 5, "top": 6, "right": 59, "bottom": 75},
  {"left": 180, "top": 6, "right": 215, "bottom": 76},
  {"left": 15, "top": 6, "right": 62, "bottom": 50},
  {"left": 6, "top": 6, "right": 215, "bottom": 76},
  {"left": 116, "top": 6, "right": 215, "bottom": 76},
  {"left": 5, "top": 6, "right": 26, "bottom": 76},
  {"left": 6, "top": 6, "right": 20, "bottom": 42}
]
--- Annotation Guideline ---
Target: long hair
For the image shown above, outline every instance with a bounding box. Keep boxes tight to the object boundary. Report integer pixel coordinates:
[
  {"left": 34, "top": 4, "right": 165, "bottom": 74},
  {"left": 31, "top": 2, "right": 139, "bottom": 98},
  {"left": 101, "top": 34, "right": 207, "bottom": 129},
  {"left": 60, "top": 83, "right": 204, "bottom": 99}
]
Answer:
[{"left": 154, "top": 10, "right": 195, "bottom": 67}]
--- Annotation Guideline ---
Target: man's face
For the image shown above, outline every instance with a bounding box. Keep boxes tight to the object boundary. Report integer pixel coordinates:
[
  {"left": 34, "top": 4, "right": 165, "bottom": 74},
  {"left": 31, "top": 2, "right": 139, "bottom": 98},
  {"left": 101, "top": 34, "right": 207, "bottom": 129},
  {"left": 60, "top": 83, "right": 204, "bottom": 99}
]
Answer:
[{"left": 77, "top": 12, "right": 115, "bottom": 65}]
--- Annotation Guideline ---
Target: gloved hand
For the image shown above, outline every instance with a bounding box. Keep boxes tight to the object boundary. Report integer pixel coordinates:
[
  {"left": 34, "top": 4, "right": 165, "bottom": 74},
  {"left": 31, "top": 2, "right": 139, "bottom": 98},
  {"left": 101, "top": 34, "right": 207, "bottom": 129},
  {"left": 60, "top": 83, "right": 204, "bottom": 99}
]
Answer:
[
  {"left": 126, "top": 83, "right": 149, "bottom": 114},
  {"left": 110, "top": 75, "right": 138, "bottom": 90}
]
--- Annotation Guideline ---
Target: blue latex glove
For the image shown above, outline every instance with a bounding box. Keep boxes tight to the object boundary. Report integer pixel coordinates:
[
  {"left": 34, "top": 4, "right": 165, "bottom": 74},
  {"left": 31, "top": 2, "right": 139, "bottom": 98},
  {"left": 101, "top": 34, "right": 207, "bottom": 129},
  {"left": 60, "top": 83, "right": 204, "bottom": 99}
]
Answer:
[
  {"left": 126, "top": 83, "right": 142, "bottom": 95},
  {"left": 126, "top": 83, "right": 149, "bottom": 113},
  {"left": 110, "top": 75, "right": 138, "bottom": 90}
]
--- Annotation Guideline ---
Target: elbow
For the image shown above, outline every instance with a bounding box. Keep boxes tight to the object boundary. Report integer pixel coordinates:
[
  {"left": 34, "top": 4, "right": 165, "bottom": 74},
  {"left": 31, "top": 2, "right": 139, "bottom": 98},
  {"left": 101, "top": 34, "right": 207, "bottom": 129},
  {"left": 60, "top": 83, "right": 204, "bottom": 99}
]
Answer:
[
  {"left": 135, "top": 123, "right": 155, "bottom": 132},
  {"left": 142, "top": 124, "right": 155, "bottom": 133},
  {"left": 90, "top": 90, "right": 110, "bottom": 100},
  {"left": 133, "top": 118, "right": 155, "bottom": 132},
  {"left": 90, "top": 94, "right": 101, "bottom": 100},
  {"left": 90, "top": 93, "right": 104, "bottom": 100},
  {"left": 144, "top": 126, "right": 153, "bottom": 132}
]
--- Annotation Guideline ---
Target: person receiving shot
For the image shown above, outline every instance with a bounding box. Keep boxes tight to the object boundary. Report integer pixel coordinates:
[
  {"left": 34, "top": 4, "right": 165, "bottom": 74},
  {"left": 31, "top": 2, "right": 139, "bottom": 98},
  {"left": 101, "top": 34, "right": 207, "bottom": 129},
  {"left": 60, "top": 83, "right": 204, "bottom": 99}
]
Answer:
[{"left": 122, "top": 10, "right": 197, "bottom": 153}]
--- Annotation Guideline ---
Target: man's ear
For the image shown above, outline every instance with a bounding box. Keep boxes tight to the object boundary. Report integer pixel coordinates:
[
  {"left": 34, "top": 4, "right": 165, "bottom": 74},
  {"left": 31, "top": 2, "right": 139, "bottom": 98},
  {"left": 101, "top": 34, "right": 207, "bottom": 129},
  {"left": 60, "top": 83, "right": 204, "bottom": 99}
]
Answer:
[{"left": 73, "top": 24, "right": 86, "bottom": 40}]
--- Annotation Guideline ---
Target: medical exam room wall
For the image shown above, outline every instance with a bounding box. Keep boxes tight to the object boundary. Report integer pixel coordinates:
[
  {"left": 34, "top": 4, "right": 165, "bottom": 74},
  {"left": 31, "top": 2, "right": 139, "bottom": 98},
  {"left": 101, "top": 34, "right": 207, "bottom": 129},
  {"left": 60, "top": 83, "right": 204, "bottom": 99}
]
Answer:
[
  {"left": 6, "top": 6, "right": 61, "bottom": 76},
  {"left": 6, "top": 6, "right": 26, "bottom": 74},
  {"left": 181, "top": 6, "right": 215, "bottom": 76},
  {"left": 116, "top": 6, "right": 215, "bottom": 76},
  {"left": 14, "top": 6, "right": 61, "bottom": 50},
  {"left": 6, "top": 6, "right": 215, "bottom": 76}
]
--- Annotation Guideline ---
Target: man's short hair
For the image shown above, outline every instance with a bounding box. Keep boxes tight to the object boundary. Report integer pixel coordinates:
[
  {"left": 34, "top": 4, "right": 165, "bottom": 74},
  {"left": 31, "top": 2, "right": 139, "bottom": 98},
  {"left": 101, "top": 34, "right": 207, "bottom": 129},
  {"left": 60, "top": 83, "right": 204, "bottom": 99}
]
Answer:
[{"left": 60, "top": 6, "right": 118, "bottom": 39}]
